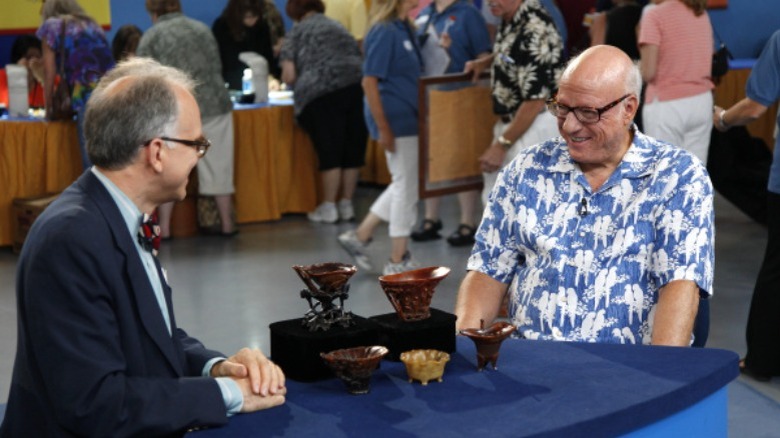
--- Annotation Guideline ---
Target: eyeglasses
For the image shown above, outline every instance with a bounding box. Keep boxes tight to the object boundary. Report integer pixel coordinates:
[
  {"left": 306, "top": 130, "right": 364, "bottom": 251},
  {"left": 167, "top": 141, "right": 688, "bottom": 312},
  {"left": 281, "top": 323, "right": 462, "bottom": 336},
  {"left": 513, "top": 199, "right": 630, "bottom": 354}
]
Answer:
[
  {"left": 144, "top": 136, "right": 211, "bottom": 158},
  {"left": 546, "top": 94, "right": 631, "bottom": 124}
]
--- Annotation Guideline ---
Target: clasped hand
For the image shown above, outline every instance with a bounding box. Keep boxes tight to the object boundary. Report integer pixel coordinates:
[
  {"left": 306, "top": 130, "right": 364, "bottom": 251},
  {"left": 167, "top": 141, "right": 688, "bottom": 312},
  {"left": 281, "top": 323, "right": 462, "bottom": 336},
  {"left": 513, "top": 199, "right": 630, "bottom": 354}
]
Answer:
[{"left": 211, "top": 347, "right": 287, "bottom": 412}]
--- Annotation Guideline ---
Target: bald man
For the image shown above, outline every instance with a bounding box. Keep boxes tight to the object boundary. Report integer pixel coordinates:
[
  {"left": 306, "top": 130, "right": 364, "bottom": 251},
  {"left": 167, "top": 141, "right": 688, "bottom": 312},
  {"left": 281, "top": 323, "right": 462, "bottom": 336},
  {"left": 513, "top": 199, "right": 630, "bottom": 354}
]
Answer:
[
  {"left": 455, "top": 46, "right": 713, "bottom": 347},
  {"left": 1, "top": 58, "right": 285, "bottom": 437}
]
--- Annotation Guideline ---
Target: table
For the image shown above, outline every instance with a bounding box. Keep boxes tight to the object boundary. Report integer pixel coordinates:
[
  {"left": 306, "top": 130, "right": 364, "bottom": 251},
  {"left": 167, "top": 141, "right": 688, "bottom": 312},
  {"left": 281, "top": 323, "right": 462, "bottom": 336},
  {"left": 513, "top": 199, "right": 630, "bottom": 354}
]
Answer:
[
  {"left": 0, "top": 103, "right": 390, "bottom": 247},
  {"left": 191, "top": 337, "right": 739, "bottom": 437}
]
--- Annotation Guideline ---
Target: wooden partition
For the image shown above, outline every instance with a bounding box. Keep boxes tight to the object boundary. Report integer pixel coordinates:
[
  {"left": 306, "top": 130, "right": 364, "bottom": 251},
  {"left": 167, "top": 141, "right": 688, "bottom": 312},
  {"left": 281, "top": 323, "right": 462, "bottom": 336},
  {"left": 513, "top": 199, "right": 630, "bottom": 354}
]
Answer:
[{"left": 418, "top": 73, "right": 496, "bottom": 199}]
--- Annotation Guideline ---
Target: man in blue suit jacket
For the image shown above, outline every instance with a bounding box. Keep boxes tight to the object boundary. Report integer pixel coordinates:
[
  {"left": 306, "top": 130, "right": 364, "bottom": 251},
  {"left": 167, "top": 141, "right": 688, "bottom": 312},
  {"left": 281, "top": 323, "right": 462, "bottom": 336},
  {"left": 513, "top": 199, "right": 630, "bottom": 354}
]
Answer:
[{"left": 0, "top": 58, "right": 286, "bottom": 437}]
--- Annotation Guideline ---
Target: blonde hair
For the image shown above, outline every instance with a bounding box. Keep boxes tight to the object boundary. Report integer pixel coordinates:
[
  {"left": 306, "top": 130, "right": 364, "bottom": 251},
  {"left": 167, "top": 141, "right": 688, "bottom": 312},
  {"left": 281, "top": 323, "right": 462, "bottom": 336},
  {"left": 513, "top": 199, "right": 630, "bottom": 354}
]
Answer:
[
  {"left": 681, "top": 0, "right": 707, "bottom": 16},
  {"left": 369, "top": 0, "right": 407, "bottom": 27}
]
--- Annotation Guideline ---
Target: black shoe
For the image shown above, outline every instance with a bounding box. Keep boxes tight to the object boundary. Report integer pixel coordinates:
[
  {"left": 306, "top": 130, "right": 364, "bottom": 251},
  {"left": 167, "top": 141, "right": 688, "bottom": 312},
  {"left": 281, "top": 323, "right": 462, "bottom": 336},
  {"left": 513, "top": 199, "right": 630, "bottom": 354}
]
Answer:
[
  {"left": 411, "top": 219, "right": 442, "bottom": 242},
  {"left": 447, "top": 224, "right": 476, "bottom": 247},
  {"left": 740, "top": 359, "right": 773, "bottom": 382}
]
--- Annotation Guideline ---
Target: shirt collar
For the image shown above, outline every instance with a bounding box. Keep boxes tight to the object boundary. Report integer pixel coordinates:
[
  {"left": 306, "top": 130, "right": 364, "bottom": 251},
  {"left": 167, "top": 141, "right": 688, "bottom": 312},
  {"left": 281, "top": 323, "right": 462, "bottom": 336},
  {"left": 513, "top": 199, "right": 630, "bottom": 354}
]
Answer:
[
  {"left": 90, "top": 167, "right": 145, "bottom": 247},
  {"left": 157, "top": 12, "right": 184, "bottom": 23}
]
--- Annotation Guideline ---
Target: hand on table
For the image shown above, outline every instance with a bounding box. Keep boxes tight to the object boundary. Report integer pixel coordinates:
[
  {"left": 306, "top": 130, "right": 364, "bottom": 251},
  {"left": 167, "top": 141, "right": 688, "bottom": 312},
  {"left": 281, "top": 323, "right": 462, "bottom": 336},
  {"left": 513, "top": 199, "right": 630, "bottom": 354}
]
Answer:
[
  {"left": 233, "top": 377, "right": 287, "bottom": 412},
  {"left": 211, "top": 347, "right": 286, "bottom": 398}
]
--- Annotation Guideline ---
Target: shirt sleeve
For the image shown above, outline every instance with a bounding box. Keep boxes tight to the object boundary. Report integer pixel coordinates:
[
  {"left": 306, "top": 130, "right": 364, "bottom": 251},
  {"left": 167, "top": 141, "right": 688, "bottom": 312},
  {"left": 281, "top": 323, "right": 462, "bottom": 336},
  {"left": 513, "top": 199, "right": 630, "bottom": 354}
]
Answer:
[
  {"left": 36, "top": 18, "right": 60, "bottom": 51},
  {"left": 650, "top": 154, "right": 715, "bottom": 296},
  {"left": 278, "top": 25, "right": 297, "bottom": 62},
  {"left": 363, "top": 24, "right": 395, "bottom": 79},
  {"left": 203, "top": 358, "right": 244, "bottom": 415},
  {"left": 465, "top": 9, "right": 492, "bottom": 55},
  {"left": 467, "top": 164, "right": 523, "bottom": 283},
  {"left": 637, "top": 7, "right": 661, "bottom": 46},
  {"left": 746, "top": 30, "right": 780, "bottom": 107}
]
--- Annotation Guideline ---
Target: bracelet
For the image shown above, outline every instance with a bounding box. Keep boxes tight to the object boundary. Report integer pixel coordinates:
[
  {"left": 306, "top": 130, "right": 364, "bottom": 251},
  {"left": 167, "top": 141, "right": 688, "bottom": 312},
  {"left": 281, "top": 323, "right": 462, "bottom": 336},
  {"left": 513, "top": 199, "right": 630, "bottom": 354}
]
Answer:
[
  {"left": 718, "top": 109, "right": 730, "bottom": 130},
  {"left": 497, "top": 135, "right": 513, "bottom": 149}
]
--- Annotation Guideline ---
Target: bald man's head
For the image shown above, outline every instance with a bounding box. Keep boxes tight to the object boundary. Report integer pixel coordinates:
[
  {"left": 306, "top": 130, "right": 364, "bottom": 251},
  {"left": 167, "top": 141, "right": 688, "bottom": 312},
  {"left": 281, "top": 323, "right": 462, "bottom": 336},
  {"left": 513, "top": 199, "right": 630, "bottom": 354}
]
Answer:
[{"left": 560, "top": 45, "right": 642, "bottom": 99}]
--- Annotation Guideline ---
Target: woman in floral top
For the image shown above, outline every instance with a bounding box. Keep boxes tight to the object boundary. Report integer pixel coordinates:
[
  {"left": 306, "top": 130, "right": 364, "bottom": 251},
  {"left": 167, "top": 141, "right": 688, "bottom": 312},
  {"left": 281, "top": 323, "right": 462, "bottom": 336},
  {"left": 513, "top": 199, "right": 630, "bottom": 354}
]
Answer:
[{"left": 37, "top": 0, "right": 114, "bottom": 170}]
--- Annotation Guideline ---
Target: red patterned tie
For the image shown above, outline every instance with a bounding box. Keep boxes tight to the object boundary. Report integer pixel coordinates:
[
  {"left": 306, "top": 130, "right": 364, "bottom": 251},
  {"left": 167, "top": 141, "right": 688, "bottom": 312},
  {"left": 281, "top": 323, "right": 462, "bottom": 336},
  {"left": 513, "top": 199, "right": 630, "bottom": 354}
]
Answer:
[{"left": 138, "top": 212, "right": 161, "bottom": 257}]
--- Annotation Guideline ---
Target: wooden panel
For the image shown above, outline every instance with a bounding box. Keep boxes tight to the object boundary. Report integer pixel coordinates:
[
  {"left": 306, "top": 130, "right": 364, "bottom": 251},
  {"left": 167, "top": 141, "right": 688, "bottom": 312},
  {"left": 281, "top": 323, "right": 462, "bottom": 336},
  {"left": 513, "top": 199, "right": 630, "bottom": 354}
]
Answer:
[
  {"left": 427, "top": 86, "right": 494, "bottom": 183},
  {"left": 418, "top": 73, "right": 495, "bottom": 199}
]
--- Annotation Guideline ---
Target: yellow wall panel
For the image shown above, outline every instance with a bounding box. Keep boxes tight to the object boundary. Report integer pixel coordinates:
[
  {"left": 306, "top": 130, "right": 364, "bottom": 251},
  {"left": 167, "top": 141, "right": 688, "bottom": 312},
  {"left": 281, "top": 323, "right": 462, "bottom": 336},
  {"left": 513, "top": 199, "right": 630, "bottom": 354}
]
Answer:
[{"left": 0, "top": 0, "right": 111, "bottom": 33}]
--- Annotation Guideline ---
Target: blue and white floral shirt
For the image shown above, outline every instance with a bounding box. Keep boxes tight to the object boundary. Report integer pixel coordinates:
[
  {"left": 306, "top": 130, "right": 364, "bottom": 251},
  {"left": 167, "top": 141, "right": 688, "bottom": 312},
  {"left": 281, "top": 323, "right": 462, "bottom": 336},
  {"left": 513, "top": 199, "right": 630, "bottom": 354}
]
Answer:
[{"left": 467, "top": 129, "right": 714, "bottom": 344}]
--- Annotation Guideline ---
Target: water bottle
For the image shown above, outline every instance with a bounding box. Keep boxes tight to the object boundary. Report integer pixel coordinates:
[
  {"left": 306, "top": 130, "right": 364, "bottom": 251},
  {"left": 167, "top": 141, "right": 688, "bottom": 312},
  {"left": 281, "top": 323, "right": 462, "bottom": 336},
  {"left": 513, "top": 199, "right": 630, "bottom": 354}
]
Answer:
[{"left": 242, "top": 68, "right": 255, "bottom": 95}]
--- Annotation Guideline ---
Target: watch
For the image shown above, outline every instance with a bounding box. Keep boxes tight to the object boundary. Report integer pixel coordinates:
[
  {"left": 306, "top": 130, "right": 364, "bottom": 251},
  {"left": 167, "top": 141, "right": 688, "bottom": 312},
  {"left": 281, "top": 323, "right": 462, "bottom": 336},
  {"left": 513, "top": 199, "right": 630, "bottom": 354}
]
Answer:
[{"left": 497, "top": 135, "right": 513, "bottom": 149}]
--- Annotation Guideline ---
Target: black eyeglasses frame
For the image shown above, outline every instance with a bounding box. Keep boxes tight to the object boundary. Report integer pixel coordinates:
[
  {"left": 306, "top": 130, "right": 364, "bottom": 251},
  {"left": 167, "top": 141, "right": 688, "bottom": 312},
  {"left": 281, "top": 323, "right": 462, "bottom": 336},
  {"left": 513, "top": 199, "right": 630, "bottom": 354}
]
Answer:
[{"left": 546, "top": 93, "right": 632, "bottom": 124}]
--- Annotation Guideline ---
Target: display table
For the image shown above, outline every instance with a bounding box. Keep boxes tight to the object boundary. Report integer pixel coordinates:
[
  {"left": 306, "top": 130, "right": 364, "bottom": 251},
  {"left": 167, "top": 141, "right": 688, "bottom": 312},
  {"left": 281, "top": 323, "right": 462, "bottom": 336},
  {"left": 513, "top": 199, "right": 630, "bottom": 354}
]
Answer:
[
  {"left": 190, "top": 337, "right": 739, "bottom": 437},
  {"left": 0, "top": 103, "right": 389, "bottom": 247}
]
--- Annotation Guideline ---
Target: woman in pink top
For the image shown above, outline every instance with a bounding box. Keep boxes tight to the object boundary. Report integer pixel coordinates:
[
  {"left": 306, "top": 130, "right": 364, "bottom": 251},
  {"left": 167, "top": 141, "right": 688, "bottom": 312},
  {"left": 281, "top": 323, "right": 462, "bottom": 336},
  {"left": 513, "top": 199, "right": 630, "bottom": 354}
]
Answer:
[{"left": 638, "top": 0, "right": 714, "bottom": 163}]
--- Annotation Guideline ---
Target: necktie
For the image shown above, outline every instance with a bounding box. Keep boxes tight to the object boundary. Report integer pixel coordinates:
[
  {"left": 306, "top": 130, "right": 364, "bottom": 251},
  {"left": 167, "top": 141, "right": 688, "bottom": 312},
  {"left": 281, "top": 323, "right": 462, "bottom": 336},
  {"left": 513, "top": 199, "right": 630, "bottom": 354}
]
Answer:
[{"left": 138, "top": 212, "right": 161, "bottom": 257}]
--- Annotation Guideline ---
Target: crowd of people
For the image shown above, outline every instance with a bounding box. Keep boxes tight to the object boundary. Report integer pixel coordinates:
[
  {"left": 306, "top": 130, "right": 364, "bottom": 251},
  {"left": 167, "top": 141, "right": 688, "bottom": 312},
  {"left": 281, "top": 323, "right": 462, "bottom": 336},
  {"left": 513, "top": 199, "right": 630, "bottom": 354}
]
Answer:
[{"left": 1, "top": 0, "right": 779, "bottom": 435}]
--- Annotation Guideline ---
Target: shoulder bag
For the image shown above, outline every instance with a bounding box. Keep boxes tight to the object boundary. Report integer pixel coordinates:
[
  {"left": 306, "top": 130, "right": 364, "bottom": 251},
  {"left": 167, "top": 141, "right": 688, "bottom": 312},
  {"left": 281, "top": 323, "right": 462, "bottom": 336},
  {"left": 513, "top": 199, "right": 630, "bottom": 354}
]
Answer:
[{"left": 711, "top": 28, "right": 732, "bottom": 80}]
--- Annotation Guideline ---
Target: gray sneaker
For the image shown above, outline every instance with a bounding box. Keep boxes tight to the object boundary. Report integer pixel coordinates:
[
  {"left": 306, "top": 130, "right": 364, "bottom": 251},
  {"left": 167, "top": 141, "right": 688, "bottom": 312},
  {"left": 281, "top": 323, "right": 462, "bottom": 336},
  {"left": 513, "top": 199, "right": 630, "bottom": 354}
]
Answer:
[
  {"left": 382, "top": 251, "right": 420, "bottom": 275},
  {"left": 338, "top": 199, "right": 355, "bottom": 222},
  {"left": 308, "top": 202, "right": 338, "bottom": 223},
  {"left": 337, "top": 230, "right": 372, "bottom": 271}
]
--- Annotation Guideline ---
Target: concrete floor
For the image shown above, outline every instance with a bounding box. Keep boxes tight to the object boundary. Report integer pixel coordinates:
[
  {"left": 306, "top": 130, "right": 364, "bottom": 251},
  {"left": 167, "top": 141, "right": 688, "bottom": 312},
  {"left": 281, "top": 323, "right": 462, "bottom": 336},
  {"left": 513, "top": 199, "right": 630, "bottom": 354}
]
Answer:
[{"left": 0, "top": 187, "right": 778, "bottom": 417}]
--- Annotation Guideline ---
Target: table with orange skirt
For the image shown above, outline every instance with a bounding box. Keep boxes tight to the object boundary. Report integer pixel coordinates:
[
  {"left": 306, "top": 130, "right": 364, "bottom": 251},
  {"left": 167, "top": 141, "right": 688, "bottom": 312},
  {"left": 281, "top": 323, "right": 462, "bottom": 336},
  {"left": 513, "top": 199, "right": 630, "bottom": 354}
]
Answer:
[{"left": 0, "top": 103, "right": 389, "bottom": 248}]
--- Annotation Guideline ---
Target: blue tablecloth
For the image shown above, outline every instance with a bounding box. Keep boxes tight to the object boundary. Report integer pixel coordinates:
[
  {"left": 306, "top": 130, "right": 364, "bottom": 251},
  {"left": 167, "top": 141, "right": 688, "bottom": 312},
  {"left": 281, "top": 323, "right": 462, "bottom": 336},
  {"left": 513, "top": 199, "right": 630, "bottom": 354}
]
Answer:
[{"left": 191, "top": 337, "right": 738, "bottom": 437}]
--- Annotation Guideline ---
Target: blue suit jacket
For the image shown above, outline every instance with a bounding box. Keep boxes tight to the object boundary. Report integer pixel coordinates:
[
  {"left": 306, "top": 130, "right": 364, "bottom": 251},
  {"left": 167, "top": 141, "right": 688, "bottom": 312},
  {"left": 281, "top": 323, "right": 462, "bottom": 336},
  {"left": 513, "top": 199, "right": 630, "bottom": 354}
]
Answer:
[{"left": 1, "top": 171, "right": 229, "bottom": 437}]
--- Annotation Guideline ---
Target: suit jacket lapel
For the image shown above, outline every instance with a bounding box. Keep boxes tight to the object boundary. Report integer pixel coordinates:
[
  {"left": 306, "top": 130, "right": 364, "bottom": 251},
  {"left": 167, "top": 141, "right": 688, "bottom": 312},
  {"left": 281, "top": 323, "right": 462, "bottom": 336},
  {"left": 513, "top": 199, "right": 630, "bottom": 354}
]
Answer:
[{"left": 79, "top": 172, "right": 185, "bottom": 375}]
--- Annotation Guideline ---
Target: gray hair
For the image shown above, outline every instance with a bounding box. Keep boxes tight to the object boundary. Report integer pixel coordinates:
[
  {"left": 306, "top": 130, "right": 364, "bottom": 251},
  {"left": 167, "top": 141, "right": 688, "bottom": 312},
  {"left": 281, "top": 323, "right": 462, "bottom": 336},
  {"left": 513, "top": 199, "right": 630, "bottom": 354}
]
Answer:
[
  {"left": 41, "top": 0, "right": 90, "bottom": 21},
  {"left": 84, "top": 57, "right": 196, "bottom": 170},
  {"left": 626, "top": 61, "right": 642, "bottom": 103}
]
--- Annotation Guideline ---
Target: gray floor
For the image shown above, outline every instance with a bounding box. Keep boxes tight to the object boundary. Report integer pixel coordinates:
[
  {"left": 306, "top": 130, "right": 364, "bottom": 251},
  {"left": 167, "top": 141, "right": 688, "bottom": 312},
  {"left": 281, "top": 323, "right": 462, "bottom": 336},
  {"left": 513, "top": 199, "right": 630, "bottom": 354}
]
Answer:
[{"left": 1, "top": 187, "right": 779, "bottom": 430}]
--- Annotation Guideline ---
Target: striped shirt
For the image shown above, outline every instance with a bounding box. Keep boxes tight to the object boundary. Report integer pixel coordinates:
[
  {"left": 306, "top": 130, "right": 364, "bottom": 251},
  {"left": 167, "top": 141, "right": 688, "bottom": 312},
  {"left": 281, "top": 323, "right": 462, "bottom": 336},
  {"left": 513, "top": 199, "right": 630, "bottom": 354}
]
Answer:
[{"left": 638, "top": 0, "right": 714, "bottom": 102}]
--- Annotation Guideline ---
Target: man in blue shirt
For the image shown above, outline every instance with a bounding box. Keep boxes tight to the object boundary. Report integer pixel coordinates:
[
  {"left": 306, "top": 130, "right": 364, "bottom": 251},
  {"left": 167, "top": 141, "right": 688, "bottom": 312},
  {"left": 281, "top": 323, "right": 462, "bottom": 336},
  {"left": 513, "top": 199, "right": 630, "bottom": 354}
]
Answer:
[{"left": 455, "top": 45, "right": 714, "bottom": 347}]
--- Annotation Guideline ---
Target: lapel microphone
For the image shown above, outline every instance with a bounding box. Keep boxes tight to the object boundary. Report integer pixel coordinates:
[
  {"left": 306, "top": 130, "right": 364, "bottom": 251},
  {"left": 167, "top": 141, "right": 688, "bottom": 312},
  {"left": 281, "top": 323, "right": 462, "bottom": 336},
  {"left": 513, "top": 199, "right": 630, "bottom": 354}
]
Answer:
[{"left": 579, "top": 198, "right": 589, "bottom": 216}]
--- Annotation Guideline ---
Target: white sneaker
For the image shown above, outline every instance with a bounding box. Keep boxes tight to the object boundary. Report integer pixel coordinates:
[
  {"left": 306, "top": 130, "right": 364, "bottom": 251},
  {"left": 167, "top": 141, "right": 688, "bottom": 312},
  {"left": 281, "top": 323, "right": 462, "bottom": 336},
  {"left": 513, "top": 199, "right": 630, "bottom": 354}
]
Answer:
[
  {"left": 338, "top": 199, "right": 355, "bottom": 222},
  {"left": 337, "top": 230, "right": 373, "bottom": 271},
  {"left": 308, "top": 202, "right": 338, "bottom": 223},
  {"left": 382, "top": 251, "right": 420, "bottom": 275}
]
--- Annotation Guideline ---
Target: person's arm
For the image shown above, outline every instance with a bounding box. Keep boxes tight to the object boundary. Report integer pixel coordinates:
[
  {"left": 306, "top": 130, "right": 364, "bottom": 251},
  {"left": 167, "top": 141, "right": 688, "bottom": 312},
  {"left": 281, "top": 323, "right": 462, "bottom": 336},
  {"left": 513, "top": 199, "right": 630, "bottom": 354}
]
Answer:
[
  {"left": 41, "top": 40, "right": 57, "bottom": 114},
  {"left": 589, "top": 12, "right": 607, "bottom": 46},
  {"left": 479, "top": 99, "right": 546, "bottom": 173},
  {"left": 454, "top": 271, "right": 509, "bottom": 330},
  {"left": 639, "top": 43, "right": 658, "bottom": 83},
  {"left": 651, "top": 280, "right": 699, "bottom": 346},
  {"left": 280, "top": 60, "right": 296, "bottom": 85},
  {"left": 712, "top": 98, "right": 768, "bottom": 131},
  {"left": 362, "top": 75, "right": 395, "bottom": 152}
]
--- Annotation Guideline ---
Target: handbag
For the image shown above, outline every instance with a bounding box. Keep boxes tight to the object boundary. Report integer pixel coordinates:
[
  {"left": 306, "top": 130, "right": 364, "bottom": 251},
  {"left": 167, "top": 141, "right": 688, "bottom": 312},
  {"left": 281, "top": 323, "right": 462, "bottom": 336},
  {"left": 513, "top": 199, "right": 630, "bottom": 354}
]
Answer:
[
  {"left": 711, "top": 29, "right": 732, "bottom": 79},
  {"left": 49, "top": 20, "right": 75, "bottom": 121}
]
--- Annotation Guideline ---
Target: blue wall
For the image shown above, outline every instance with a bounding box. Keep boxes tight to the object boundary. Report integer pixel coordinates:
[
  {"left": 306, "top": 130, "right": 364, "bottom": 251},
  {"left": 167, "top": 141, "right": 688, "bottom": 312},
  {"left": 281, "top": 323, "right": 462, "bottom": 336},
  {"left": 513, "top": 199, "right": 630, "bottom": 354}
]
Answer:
[{"left": 1, "top": 0, "right": 777, "bottom": 65}]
